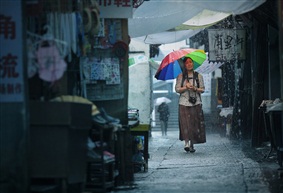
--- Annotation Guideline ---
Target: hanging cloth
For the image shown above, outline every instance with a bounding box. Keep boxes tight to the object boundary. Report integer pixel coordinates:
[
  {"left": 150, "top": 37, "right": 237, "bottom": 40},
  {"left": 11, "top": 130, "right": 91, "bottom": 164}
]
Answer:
[{"left": 36, "top": 43, "right": 67, "bottom": 82}]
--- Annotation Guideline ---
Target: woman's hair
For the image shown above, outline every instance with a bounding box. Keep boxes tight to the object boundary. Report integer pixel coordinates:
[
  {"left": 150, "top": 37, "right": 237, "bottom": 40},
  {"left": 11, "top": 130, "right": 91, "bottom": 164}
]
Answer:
[{"left": 183, "top": 57, "right": 192, "bottom": 63}]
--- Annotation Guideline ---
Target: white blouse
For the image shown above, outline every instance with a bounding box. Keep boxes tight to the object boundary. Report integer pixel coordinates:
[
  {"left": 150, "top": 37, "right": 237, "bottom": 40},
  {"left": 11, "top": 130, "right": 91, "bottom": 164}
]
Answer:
[{"left": 175, "top": 72, "right": 205, "bottom": 106}]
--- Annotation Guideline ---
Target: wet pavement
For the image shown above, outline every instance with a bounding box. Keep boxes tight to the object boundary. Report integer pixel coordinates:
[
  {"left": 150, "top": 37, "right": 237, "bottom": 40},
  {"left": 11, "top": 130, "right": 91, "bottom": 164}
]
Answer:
[{"left": 114, "top": 130, "right": 283, "bottom": 193}]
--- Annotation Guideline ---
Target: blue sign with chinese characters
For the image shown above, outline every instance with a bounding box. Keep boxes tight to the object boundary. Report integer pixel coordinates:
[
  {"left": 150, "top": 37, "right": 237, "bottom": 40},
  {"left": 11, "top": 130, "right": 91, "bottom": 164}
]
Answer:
[{"left": 0, "top": 1, "right": 24, "bottom": 102}]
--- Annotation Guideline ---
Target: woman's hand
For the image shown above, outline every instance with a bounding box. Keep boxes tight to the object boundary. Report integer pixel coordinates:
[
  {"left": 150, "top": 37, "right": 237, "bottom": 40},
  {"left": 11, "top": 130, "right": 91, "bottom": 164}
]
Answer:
[
  {"left": 186, "top": 83, "right": 196, "bottom": 91},
  {"left": 186, "top": 83, "right": 192, "bottom": 89}
]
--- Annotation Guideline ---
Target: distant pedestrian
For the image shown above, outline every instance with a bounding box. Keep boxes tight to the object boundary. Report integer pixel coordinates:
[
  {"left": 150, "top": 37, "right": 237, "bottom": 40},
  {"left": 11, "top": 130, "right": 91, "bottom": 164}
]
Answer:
[
  {"left": 157, "top": 102, "right": 170, "bottom": 136},
  {"left": 175, "top": 57, "right": 206, "bottom": 153}
]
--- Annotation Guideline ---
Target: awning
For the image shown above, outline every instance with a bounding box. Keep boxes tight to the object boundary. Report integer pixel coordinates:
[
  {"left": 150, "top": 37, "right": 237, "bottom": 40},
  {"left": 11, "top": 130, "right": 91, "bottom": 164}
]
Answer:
[
  {"left": 129, "top": 0, "right": 266, "bottom": 43},
  {"left": 182, "top": 9, "right": 231, "bottom": 29},
  {"left": 132, "top": 9, "right": 230, "bottom": 44},
  {"left": 134, "top": 29, "right": 203, "bottom": 44}
]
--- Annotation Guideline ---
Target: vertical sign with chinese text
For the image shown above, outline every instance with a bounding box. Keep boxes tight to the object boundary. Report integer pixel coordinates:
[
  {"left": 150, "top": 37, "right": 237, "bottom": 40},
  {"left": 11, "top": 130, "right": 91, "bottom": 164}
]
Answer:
[
  {"left": 97, "top": 0, "right": 133, "bottom": 18},
  {"left": 208, "top": 29, "right": 246, "bottom": 61},
  {"left": 0, "top": 1, "right": 24, "bottom": 102}
]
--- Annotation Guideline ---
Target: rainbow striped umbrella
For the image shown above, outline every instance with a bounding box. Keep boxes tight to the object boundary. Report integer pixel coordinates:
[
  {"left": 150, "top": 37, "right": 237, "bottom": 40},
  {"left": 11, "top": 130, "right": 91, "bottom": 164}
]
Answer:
[{"left": 154, "top": 48, "right": 206, "bottom": 80}]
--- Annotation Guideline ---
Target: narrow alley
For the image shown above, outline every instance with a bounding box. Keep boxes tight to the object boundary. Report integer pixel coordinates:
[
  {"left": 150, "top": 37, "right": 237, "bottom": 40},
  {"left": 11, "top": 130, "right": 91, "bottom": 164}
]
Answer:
[
  {"left": 114, "top": 93, "right": 282, "bottom": 193},
  {"left": 114, "top": 130, "right": 282, "bottom": 193}
]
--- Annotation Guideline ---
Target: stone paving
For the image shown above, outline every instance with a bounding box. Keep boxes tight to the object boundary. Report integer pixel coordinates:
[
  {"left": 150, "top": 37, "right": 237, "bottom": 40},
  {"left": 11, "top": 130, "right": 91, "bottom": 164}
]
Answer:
[{"left": 113, "top": 131, "right": 283, "bottom": 193}]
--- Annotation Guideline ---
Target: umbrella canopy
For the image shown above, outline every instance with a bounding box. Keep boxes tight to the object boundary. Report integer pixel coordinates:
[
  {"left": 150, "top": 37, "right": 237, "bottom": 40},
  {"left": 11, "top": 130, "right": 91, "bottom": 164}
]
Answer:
[
  {"left": 154, "top": 48, "right": 206, "bottom": 80},
  {"left": 154, "top": 97, "right": 172, "bottom": 106}
]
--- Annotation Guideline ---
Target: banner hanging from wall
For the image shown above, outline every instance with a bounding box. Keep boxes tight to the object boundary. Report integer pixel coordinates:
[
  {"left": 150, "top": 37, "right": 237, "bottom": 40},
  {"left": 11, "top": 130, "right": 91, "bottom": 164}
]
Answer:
[
  {"left": 0, "top": 1, "right": 24, "bottom": 102},
  {"left": 208, "top": 29, "right": 246, "bottom": 61},
  {"left": 97, "top": 0, "right": 133, "bottom": 18}
]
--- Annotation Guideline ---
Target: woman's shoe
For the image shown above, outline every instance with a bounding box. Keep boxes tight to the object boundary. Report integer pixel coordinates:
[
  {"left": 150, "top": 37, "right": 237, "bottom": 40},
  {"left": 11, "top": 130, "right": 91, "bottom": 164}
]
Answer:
[
  {"left": 189, "top": 147, "right": 196, "bottom": 153},
  {"left": 187, "top": 140, "right": 195, "bottom": 153},
  {"left": 184, "top": 144, "right": 190, "bottom": 152},
  {"left": 189, "top": 144, "right": 196, "bottom": 153},
  {"left": 184, "top": 146, "right": 190, "bottom": 152}
]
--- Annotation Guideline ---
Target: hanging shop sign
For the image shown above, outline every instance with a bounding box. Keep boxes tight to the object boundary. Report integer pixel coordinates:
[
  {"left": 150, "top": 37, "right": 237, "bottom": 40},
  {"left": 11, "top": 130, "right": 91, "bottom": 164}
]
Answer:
[
  {"left": 97, "top": 0, "right": 133, "bottom": 18},
  {"left": 128, "top": 54, "right": 148, "bottom": 67},
  {"left": 0, "top": 1, "right": 24, "bottom": 102},
  {"left": 208, "top": 29, "right": 246, "bottom": 61}
]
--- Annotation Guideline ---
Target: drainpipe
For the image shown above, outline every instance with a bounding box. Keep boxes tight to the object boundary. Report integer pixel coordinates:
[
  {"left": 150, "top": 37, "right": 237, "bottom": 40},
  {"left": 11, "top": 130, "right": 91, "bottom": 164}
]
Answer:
[
  {"left": 279, "top": 0, "right": 283, "bottom": 97},
  {"left": 278, "top": 0, "right": 283, "bottom": 157}
]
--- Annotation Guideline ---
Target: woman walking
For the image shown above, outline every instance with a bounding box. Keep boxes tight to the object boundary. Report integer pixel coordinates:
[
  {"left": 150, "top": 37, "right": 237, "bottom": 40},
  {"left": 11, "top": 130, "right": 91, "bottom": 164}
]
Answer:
[{"left": 175, "top": 57, "right": 206, "bottom": 153}]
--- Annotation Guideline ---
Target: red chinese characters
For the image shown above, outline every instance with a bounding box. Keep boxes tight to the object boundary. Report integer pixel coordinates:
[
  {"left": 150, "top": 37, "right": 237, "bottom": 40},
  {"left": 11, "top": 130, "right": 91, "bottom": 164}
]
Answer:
[
  {"left": 98, "top": 0, "right": 131, "bottom": 7},
  {"left": 0, "top": 53, "right": 19, "bottom": 78},
  {"left": 0, "top": 14, "right": 16, "bottom": 39}
]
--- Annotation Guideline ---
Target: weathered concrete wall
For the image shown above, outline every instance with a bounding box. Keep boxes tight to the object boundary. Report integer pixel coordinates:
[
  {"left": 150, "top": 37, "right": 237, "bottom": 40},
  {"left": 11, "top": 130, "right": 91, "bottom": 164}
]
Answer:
[{"left": 128, "top": 59, "right": 151, "bottom": 124}]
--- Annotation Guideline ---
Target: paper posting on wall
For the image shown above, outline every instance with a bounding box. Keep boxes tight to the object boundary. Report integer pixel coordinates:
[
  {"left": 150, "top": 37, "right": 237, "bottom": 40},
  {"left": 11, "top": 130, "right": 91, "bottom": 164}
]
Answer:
[
  {"left": 104, "top": 58, "right": 120, "bottom": 85},
  {"left": 88, "top": 57, "right": 121, "bottom": 84},
  {"left": 91, "top": 58, "right": 105, "bottom": 80}
]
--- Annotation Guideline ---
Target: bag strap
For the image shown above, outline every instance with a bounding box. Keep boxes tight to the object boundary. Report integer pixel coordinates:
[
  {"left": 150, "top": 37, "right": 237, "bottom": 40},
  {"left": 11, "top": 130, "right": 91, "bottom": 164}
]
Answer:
[
  {"left": 194, "top": 71, "right": 200, "bottom": 88},
  {"left": 194, "top": 71, "right": 202, "bottom": 101},
  {"left": 181, "top": 73, "right": 186, "bottom": 87}
]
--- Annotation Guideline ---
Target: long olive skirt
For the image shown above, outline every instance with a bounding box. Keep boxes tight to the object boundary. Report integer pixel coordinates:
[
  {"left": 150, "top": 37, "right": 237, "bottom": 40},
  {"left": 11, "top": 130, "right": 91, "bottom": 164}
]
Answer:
[{"left": 178, "top": 104, "right": 206, "bottom": 144}]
